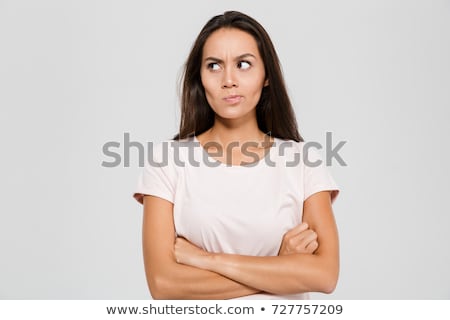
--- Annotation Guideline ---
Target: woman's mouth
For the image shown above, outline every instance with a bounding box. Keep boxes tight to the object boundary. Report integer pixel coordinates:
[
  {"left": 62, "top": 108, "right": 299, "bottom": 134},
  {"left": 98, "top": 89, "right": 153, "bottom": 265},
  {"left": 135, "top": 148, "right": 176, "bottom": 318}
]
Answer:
[{"left": 223, "top": 95, "right": 242, "bottom": 105}]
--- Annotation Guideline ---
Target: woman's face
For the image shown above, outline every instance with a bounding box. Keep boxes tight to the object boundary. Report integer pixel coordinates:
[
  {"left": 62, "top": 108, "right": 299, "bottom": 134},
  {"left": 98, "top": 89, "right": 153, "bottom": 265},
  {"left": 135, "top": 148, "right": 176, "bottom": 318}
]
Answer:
[{"left": 200, "top": 28, "right": 268, "bottom": 122}]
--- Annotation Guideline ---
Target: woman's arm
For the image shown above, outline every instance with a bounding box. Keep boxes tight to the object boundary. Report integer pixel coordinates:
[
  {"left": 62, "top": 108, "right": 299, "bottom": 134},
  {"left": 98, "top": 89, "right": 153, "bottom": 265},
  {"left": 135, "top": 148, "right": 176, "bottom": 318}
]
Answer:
[
  {"left": 175, "top": 191, "right": 339, "bottom": 295},
  {"left": 142, "top": 195, "right": 261, "bottom": 299}
]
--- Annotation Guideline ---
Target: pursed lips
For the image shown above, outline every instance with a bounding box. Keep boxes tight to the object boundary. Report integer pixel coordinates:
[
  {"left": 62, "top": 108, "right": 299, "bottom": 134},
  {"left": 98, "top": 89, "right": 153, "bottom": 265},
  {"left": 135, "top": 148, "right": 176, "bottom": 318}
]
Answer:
[{"left": 223, "top": 95, "right": 243, "bottom": 104}]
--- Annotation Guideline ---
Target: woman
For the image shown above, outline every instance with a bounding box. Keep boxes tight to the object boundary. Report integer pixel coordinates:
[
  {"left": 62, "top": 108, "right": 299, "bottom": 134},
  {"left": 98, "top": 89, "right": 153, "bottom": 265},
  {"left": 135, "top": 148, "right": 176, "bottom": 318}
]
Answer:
[{"left": 134, "top": 11, "right": 340, "bottom": 299}]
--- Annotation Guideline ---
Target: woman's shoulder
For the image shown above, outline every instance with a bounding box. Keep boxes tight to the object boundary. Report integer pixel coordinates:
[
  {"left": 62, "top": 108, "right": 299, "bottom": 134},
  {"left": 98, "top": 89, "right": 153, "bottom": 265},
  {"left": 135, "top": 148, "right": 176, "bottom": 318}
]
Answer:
[
  {"left": 145, "top": 136, "right": 199, "bottom": 167},
  {"left": 274, "top": 138, "right": 321, "bottom": 154},
  {"left": 149, "top": 136, "right": 196, "bottom": 152},
  {"left": 273, "top": 137, "right": 305, "bottom": 153},
  {"left": 272, "top": 138, "right": 325, "bottom": 168}
]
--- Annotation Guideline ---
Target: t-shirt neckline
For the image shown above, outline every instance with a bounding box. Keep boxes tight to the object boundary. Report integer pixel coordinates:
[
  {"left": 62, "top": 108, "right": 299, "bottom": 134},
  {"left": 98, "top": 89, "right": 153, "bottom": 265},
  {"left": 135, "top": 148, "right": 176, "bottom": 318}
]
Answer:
[{"left": 193, "top": 135, "right": 277, "bottom": 168}]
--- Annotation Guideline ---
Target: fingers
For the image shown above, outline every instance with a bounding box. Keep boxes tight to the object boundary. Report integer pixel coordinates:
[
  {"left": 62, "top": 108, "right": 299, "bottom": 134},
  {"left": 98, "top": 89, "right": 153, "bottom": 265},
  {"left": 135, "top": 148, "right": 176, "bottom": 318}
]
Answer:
[
  {"left": 279, "top": 222, "right": 319, "bottom": 255},
  {"left": 284, "top": 222, "right": 309, "bottom": 238},
  {"left": 289, "top": 229, "right": 316, "bottom": 250},
  {"left": 299, "top": 229, "right": 318, "bottom": 244},
  {"left": 305, "top": 240, "right": 319, "bottom": 253}
]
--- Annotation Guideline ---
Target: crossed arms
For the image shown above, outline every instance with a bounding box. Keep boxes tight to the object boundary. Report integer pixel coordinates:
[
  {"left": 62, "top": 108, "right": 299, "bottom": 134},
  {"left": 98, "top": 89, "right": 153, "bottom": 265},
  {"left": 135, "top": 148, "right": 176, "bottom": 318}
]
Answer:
[{"left": 142, "top": 191, "right": 339, "bottom": 299}]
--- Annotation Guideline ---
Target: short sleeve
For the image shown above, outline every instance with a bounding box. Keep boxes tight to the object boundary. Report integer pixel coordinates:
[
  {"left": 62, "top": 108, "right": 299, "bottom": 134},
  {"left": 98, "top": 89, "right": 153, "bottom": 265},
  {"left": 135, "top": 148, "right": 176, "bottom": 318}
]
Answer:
[
  {"left": 133, "top": 141, "right": 177, "bottom": 205},
  {"left": 303, "top": 147, "right": 340, "bottom": 203}
]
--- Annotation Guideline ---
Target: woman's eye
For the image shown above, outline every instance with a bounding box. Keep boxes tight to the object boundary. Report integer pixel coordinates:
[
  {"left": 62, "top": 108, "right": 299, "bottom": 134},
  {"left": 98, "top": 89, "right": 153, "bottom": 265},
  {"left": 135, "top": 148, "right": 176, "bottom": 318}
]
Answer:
[
  {"left": 207, "top": 63, "right": 220, "bottom": 71},
  {"left": 237, "top": 61, "right": 251, "bottom": 70}
]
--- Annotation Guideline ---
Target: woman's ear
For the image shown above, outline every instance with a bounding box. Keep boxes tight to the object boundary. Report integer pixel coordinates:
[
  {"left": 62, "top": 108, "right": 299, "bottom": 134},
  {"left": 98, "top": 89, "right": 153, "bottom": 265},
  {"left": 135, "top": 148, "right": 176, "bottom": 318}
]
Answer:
[{"left": 264, "top": 78, "right": 269, "bottom": 87}]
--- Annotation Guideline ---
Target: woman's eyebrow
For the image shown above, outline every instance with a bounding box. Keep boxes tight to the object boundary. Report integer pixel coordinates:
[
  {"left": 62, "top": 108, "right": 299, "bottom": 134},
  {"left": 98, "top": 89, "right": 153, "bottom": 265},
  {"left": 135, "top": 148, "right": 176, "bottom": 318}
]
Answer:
[
  {"left": 235, "top": 53, "right": 256, "bottom": 60},
  {"left": 204, "top": 53, "right": 257, "bottom": 63}
]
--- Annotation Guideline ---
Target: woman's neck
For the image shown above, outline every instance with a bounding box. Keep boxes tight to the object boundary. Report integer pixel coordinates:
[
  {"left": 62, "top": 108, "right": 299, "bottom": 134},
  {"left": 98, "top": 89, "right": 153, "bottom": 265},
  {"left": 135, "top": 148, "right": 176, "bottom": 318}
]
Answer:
[
  {"left": 201, "top": 120, "right": 270, "bottom": 148},
  {"left": 196, "top": 118, "right": 274, "bottom": 166}
]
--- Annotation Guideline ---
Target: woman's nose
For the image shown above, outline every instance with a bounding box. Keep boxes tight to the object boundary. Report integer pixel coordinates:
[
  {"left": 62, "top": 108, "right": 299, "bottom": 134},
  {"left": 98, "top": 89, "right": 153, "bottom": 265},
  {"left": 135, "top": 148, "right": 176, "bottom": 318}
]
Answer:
[{"left": 221, "top": 68, "right": 238, "bottom": 88}]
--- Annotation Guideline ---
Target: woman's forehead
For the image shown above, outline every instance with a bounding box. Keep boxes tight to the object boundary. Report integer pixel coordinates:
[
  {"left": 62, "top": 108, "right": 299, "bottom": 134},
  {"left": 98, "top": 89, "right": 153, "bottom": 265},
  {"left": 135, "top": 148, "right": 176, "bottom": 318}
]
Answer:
[{"left": 202, "top": 28, "right": 260, "bottom": 59}]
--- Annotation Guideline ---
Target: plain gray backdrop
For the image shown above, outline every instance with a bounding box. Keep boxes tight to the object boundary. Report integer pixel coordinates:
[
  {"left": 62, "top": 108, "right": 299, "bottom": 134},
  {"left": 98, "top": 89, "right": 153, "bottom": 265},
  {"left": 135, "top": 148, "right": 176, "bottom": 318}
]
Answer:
[{"left": 1, "top": 0, "right": 449, "bottom": 299}]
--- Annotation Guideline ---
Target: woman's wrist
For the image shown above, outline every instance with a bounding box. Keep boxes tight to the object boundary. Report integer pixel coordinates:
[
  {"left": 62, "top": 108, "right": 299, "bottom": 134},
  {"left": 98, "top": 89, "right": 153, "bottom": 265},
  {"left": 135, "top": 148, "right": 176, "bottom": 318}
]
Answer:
[{"left": 201, "top": 251, "right": 219, "bottom": 271}]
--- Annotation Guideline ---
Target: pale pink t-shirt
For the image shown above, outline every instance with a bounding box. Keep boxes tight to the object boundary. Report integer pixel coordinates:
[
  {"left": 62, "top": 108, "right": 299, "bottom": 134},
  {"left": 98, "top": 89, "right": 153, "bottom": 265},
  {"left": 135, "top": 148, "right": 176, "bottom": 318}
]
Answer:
[{"left": 134, "top": 136, "right": 339, "bottom": 300}]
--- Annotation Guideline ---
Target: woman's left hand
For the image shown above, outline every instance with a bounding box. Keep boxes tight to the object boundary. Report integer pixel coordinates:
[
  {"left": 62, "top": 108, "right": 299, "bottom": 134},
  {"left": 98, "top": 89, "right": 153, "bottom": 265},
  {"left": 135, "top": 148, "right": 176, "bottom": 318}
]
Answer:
[{"left": 174, "top": 237, "right": 211, "bottom": 269}]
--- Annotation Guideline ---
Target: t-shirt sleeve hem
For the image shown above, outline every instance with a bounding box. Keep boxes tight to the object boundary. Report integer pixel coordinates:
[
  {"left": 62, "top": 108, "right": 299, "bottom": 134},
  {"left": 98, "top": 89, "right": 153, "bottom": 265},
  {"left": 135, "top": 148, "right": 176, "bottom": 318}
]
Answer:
[
  {"left": 133, "top": 190, "right": 174, "bottom": 205},
  {"left": 304, "top": 186, "right": 340, "bottom": 204}
]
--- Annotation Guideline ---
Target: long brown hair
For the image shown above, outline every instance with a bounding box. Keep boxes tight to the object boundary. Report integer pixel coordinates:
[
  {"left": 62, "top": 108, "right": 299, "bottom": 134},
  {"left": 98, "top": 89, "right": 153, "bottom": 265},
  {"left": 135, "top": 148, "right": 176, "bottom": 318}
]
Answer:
[{"left": 174, "top": 11, "right": 303, "bottom": 142}]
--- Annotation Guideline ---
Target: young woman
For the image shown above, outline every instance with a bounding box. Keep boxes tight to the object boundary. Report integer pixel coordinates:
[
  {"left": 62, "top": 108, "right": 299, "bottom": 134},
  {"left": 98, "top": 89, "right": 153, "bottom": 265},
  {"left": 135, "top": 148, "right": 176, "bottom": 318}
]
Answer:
[{"left": 134, "top": 11, "right": 340, "bottom": 300}]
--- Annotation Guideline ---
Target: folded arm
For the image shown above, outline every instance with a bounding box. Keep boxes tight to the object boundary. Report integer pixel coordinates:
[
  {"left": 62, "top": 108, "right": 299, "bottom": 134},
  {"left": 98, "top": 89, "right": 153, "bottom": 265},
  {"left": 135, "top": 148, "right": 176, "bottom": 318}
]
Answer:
[
  {"left": 142, "top": 195, "right": 260, "bottom": 299},
  {"left": 175, "top": 191, "right": 339, "bottom": 295}
]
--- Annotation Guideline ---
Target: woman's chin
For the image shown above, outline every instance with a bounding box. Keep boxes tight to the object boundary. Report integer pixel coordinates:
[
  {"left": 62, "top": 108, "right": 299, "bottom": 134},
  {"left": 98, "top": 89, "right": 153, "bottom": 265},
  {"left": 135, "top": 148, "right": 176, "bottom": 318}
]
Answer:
[{"left": 213, "top": 108, "right": 256, "bottom": 122}]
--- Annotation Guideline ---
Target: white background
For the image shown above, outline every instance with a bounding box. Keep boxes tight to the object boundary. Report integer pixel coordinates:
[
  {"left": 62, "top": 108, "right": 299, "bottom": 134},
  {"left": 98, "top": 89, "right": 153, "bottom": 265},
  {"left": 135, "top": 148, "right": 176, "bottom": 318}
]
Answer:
[{"left": 1, "top": 0, "right": 449, "bottom": 299}]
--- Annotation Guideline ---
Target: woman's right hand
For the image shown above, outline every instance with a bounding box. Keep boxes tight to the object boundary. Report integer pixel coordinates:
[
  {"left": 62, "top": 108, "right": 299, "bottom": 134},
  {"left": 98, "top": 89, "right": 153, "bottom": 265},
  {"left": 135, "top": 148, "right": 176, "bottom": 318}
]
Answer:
[{"left": 278, "top": 222, "right": 319, "bottom": 256}]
